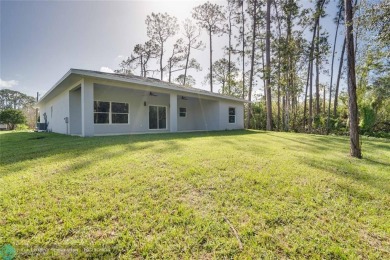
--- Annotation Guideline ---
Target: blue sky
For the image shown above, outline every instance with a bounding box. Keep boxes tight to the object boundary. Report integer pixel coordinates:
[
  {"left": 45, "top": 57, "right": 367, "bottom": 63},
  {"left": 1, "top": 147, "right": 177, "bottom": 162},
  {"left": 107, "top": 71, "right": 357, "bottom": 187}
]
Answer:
[{"left": 1, "top": 0, "right": 340, "bottom": 99}]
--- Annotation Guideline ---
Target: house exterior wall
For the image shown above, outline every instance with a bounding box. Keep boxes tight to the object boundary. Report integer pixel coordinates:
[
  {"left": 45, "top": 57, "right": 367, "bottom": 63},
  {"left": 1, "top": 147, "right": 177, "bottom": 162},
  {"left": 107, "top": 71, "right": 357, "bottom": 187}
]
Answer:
[
  {"left": 218, "top": 101, "right": 245, "bottom": 130},
  {"left": 93, "top": 85, "right": 171, "bottom": 135},
  {"left": 192, "top": 98, "right": 220, "bottom": 131},
  {"left": 69, "top": 87, "right": 81, "bottom": 135},
  {"left": 40, "top": 81, "right": 83, "bottom": 135},
  {"left": 177, "top": 98, "right": 197, "bottom": 131},
  {"left": 39, "top": 90, "right": 69, "bottom": 134},
  {"left": 39, "top": 75, "right": 246, "bottom": 136},
  {"left": 177, "top": 98, "right": 221, "bottom": 131}
]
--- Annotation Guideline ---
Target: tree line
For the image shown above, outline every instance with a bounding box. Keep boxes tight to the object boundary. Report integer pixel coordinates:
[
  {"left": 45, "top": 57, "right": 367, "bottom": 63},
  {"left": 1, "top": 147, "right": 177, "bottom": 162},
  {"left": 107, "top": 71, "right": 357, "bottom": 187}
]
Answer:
[
  {"left": 0, "top": 89, "right": 36, "bottom": 129},
  {"left": 117, "top": 0, "right": 389, "bottom": 158}
]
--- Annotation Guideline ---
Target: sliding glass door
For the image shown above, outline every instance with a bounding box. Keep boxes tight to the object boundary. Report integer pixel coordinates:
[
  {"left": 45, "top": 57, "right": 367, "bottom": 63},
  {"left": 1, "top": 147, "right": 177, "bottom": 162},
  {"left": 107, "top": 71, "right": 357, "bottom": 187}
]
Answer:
[{"left": 149, "top": 106, "right": 166, "bottom": 129}]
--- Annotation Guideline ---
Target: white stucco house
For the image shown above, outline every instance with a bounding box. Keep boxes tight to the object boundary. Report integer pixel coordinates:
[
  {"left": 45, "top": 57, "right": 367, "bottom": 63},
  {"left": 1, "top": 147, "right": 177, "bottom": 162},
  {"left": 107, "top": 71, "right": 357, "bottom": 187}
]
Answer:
[{"left": 37, "top": 69, "right": 246, "bottom": 137}]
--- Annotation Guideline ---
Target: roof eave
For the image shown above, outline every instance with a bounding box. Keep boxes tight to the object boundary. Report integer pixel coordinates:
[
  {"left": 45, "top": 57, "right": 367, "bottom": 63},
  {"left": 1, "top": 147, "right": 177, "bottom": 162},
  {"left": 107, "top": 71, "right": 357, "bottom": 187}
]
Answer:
[
  {"left": 71, "top": 69, "right": 249, "bottom": 103},
  {"left": 38, "top": 69, "right": 250, "bottom": 105},
  {"left": 37, "top": 69, "right": 74, "bottom": 105}
]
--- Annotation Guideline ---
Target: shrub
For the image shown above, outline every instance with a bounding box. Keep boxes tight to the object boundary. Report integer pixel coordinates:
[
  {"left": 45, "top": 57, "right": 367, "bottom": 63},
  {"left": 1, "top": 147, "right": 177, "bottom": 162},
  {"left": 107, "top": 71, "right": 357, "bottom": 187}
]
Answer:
[
  {"left": 0, "top": 109, "right": 27, "bottom": 130},
  {"left": 359, "top": 103, "right": 376, "bottom": 134},
  {"left": 15, "top": 124, "right": 30, "bottom": 131}
]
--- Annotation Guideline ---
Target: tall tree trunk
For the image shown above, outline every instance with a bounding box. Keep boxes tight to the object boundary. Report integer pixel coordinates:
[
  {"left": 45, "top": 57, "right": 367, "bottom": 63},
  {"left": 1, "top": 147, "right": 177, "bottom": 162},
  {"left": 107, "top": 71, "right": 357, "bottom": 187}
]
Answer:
[
  {"left": 323, "top": 85, "right": 326, "bottom": 113},
  {"left": 142, "top": 57, "right": 147, "bottom": 77},
  {"left": 168, "top": 59, "right": 172, "bottom": 82},
  {"left": 261, "top": 45, "right": 266, "bottom": 99},
  {"left": 309, "top": 48, "right": 313, "bottom": 132},
  {"left": 315, "top": 23, "right": 320, "bottom": 116},
  {"left": 247, "top": 0, "right": 257, "bottom": 129},
  {"left": 306, "top": 0, "right": 325, "bottom": 131},
  {"left": 241, "top": 0, "right": 245, "bottom": 100},
  {"left": 305, "top": 30, "right": 316, "bottom": 132},
  {"left": 273, "top": 0, "right": 282, "bottom": 131},
  {"left": 140, "top": 55, "right": 144, "bottom": 76},
  {"left": 228, "top": 15, "right": 232, "bottom": 95},
  {"left": 286, "top": 4, "right": 292, "bottom": 132},
  {"left": 285, "top": 87, "right": 290, "bottom": 131},
  {"left": 344, "top": 0, "right": 361, "bottom": 158},
  {"left": 183, "top": 43, "right": 191, "bottom": 86},
  {"left": 334, "top": 38, "right": 346, "bottom": 117},
  {"left": 209, "top": 30, "right": 213, "bottom": 92},
  {"left": 160, "top": 42, "right": 164, "bottom": 80},
  {"left": 277, "top": 73, "right": 281, "bottom": 131},
  {"left": 308, "top": 23, "right": 319, "bottom": 133},
  {"left": 354, "top": 0, "right": 359, "bottom": 57},
  {"left": 327, "top": 6, "right": 342, "bottom": 133},
  {"left": 261, "top": 42, "right": 267, "bottom": 130},
  {"left": 282, "top": 95, "right": 286, "bottom": 129},
  {"left": 265, "top": 0, "right": 272, "bottom": 131},
  {"left": 303, "top": 60, "right": 311, "bottom": 129}
]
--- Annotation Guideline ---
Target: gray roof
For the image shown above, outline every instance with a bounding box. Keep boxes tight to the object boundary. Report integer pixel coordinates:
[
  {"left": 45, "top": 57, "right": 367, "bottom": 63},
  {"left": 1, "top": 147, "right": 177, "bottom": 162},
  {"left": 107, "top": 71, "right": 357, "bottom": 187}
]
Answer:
[{"left": 38, "top": 68, "right": 248, "bottom": 104}]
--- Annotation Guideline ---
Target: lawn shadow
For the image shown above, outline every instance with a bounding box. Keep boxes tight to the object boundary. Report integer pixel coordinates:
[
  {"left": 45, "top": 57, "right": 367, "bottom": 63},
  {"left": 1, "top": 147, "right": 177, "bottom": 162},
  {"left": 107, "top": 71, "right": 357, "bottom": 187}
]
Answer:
[
  {"left": 302, "top": 156, "right": 390, "bottom": 194},
  {"left": 265, "top": 132, "right": 348, "bottom": 153},
  {"left": 266, "top": 132, "right": 390, "bottom": 156},
  {"left": 363, "top": 157, "right": 390, "bottom": 167},
  {"left": 265, "top": 132, "right": 390, "bottom": 193}
]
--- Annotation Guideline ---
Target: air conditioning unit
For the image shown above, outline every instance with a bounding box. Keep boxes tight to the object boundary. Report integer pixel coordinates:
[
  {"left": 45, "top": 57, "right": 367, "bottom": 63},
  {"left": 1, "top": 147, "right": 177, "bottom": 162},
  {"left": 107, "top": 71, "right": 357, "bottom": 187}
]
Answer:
[{"left": 35, "top": 123, "right": 47, "bottom": 132}]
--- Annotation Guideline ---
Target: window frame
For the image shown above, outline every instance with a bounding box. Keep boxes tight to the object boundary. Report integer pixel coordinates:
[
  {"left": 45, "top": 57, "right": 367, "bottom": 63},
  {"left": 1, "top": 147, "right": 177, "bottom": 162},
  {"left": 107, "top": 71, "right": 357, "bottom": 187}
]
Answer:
[
  {"left": 179, "top": 107, "right": 187, "bottom": 118},
  {"left": 148, "top": 105, "right": 167, "bottom": 130},
  {"left": 228, "top": 107, "right": 236, "bottom": 124},
  {"left": 93, "top": 101, "right": 130, "bottom": 125},
  {"left": 94, "top": 101, "right": 110, "bottom": 124},
  {"left": 111, "top": 102, "right": 129, "bottom": 125}
]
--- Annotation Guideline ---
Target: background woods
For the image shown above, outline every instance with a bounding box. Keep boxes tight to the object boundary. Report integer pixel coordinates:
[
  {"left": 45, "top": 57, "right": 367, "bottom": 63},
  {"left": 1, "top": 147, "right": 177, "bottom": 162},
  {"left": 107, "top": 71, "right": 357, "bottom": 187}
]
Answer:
[{"left": 116, "top": 0, "right": 389, "bottom": 146}]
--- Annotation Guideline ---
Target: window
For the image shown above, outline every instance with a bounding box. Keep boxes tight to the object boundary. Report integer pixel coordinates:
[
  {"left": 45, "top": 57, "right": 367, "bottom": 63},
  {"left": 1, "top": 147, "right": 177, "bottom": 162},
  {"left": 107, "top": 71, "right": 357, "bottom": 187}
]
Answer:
[
  {"left": 229, "top": 107, "right": 236, "bottom": 123},
  {"left": 51, "top": 106, "right": 53, "bottom": 118},
  {"left": 179, "top": 107, "right": 186, "bottom": 117},
  {"left": 112, "top": 102, "right": 129, "bottom": 124},
  {"left": 94, "top": 101, "right": 110, "bottom": 124},
  {"left": 94, "top": 101, "right": 129, "bottom": 124},
  {"left": 149, "top": 106, "right": 166, "bottom": 129}
]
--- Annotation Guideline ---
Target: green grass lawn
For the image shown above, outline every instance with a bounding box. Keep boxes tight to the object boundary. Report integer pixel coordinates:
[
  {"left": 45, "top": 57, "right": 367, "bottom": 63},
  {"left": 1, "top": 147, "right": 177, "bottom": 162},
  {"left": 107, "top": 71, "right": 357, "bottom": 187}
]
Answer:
[{"left": 0, "top": 130, "right": 389, "bottom": 259}]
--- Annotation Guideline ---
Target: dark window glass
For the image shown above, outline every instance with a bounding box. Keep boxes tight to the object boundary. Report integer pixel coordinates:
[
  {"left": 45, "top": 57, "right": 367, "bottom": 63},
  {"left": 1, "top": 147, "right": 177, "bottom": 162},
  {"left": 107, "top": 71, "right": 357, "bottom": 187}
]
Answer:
[
  {"left": 149, "top": 106, "right": 166, "bottom": 129},
  {"left": 229, "top": 107, "right": 235, "bottom": 116},
  {"left": 158, "top": 107, "right": 166, "bottom": 129},
  {"left": 179, "top": 107, "right": 186, "bottom": 117},
  {"left": 94, "top": 113, "right": 109, "bottom": 124},
  {"left": 149, "top": 106, "right": 158, "bottom": 129},
  {"left": 94, "top": 101, "right": 110, "bottom": 112},
  {"left": 229, "top": 107, "right": 236, "bottom": 123},
  {"left": 112, "top": 102, "right": 129, "bottom": 113},
  {"left": 112, "top": 114, "right": 128, "bottom": 124}
]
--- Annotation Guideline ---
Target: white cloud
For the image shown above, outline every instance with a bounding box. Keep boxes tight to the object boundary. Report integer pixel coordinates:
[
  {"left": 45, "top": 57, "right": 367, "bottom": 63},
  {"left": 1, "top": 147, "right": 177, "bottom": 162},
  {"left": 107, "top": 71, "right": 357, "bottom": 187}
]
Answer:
[
  {"left": 100, "top": 67, "right": 114, "bottom": 73},
  {"left": 0, "top": 79, "right": 19, "bottom": 88}
]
